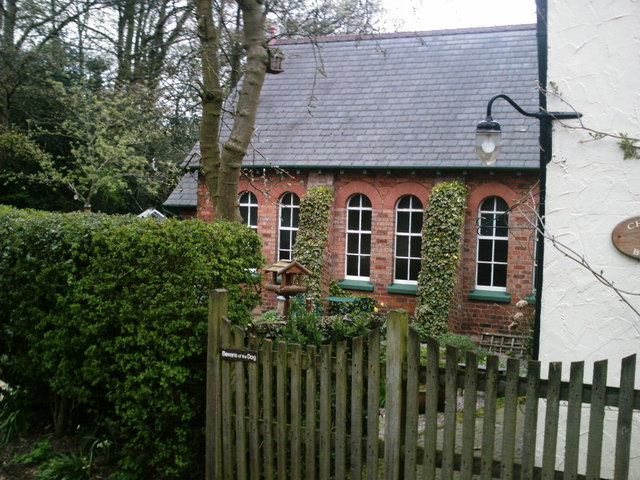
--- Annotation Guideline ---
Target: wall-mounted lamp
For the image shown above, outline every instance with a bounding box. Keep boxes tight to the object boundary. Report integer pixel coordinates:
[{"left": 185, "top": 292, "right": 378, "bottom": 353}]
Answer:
[{"left": 476, "top": 94, "right": 582, "bottom": 165}]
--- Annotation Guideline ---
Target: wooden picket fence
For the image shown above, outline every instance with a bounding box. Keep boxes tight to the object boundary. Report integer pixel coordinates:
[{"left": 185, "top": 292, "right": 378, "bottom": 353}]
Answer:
[{"left": 206, "top": 289, "right": 639, "bottom": 480}]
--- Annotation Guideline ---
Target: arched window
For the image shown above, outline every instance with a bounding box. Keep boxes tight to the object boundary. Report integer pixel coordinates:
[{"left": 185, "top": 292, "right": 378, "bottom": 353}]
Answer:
[
  {"left": 345, "top": 194, "right": 372, "bottom": 279},
  {"left": 278, "top": 192, "right": 299, "bottom": 261},
  {"left": 476, "top": 196, "right": 509, "bottom": 290},
  {"left": 394, "top": 195, "right": 423, "bottom": 283},
  {"left": 238, "top": 191, "right": 258, "bottom": 230}
]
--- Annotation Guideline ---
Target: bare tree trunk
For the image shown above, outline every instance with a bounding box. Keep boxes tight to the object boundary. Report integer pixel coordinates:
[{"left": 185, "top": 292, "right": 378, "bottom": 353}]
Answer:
[
  {"left": 215, "top": 0, "right": 267, "bottom": 221},
  {"left": 196, "top": 0, "right": 223, "bottom": 206},
  {"left": 2, "top": 0, "right": 16, "bottom": 48}
]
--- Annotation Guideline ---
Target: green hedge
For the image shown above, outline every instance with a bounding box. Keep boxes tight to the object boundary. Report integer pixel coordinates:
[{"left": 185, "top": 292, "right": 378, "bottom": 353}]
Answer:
[
  {"left": 0, "top": 206, "right": 263, "bottom": 478},
  {"left": 415, "top": 181, "right": 468, "bottom": 339}
]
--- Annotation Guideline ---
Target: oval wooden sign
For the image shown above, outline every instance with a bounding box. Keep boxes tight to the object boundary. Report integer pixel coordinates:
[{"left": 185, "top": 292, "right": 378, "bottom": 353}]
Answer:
[{"left": 611, "top": 216, "right": 640, "bottom": 260}]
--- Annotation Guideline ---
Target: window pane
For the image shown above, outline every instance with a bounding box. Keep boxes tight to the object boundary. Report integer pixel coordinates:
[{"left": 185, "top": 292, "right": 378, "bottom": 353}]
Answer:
[
  {"left": 494, "top": 240, "right": 508, "bottom": 263},
  {"left": 398, "top": 196, "right": 410, "bottom": 209},
  {"left": 347, "top": 233, "right": 359, "bottom": 254},
  {"left": 291, "top": 230, "right": 297, "bottom": 248},
  {"left": 348, "top": 210, "right": 360, "bottom": 230},
  {"left": 495, "top": 197, "right": 508, "bottom": 211},
  {"left": 409, "top": 258, "right": 421, "bottom": 281},
  {"left": 396, "top": 258, "right": 408, "bottom": 280},
  {"left": 478, "top": 240, "right": 493, "bottom": 261},
  {"left": 292, "top": 208, "right": 299, "bottom": 227},
  {"left": 479, "top": 213, "right": 494, "bottom": 236},
  {"left": 360, "top": 195, "right": 371, "bottom": 208},
  {"left": 361, "top": 234, "right": 371, "bottom": 254},
  {"left": 396, "top": 236, "right": 409, "bottom": 257},
  {"left": 281, "top": 207, "right": 291, "bottom": 227},
  {"left": 239, "top": 206, "right": 249, "bottom": 224},
  {"left": 477, "top": 263, "right": 492, "bottom": 286},
  {"left": 361, "top": 255, "right": 370, "bottom": 277},
  {"left": 411, "top": 211, "right": 423, "bottom": 233},
  {"left": 493, "top": 264, "right": 507, "bottom": 287},
  {"left": 280, "top": 231, "right": 290, "bottom": 250},
  {"left": 397, "top": 212, "right": 410, "bottom": 233},
  {"left": 480, "top": 197, "right": 495, "bottom": 210},
  {"left": 346, "top": 255, "right": 358, "bottom": 276},
  {"left": 496, "top": 213, "right": 508, "bottom": 237},
  {"left": 361, "top": 210, "right": 372, "bottom": 230},
  {"left": 410, "top": 236, "right": 422, "bottom": 257},
  {"left": 249, "top": 206, "right": 257, "bottom": 227}
]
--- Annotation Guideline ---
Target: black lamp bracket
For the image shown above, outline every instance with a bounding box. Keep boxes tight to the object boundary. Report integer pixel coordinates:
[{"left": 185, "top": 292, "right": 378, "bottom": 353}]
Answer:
[{"left": 484, "top": 93, "right": 582, "bottom": 122}]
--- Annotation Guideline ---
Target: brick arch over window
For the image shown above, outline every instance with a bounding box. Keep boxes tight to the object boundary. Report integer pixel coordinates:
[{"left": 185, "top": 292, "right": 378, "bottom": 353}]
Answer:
[
  {"left": 237, "top": 178, "right": 306, "bottom": 206},
  {"left": 382, "top": 182, "right": 430, "bottom": 211},
  {"left": 335, "top": 181, "right": 382, "bottom": 210},
  {"left": 467, "top": 183, "right": 517, "bottom": 212}
]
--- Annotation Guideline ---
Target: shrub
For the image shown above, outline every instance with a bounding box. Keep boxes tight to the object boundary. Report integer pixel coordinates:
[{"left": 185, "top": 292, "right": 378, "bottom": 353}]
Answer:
[
  {"left": 0, "top": 206, "right": 263, "bottom": 478},
  {"left": 437, "top": 332, "right": 488, "bottom": 364},
  {"left": 415, "top": 181, "right": 468, "bottom": 339},
  {"left": 292, "top": 186, "right": 334, "bottom": 301}
]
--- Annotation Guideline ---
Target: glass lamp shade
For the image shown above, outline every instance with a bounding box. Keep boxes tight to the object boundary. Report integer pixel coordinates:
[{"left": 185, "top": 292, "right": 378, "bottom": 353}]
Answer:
[{"left": 476, "top": 120, "right": 501, "bottom": 165}]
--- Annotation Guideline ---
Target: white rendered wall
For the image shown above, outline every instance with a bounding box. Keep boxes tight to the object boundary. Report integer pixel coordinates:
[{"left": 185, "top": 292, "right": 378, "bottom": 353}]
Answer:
[{"left": 540, "top": 0, "right": 640, "bottom": 476}]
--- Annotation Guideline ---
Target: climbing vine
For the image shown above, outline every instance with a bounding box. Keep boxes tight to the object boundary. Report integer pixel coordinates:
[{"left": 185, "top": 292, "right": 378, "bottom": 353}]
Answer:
[
  {"left": 293, "top": 185, "right": 334, "bottom": 301},
  {"left": 415, "top": 180, "right": 468, "bottom": 340}
]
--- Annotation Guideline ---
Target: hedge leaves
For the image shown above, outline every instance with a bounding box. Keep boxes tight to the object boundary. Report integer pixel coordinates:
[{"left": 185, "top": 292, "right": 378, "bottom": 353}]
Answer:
[{"left": 0, "top": 206, "right": 263, "bottom": 478}]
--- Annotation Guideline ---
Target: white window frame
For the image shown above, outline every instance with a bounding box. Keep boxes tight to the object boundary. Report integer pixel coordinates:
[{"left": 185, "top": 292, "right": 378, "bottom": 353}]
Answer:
[
  {"left": 345, "top": 194, "right": 372, "bottom": 281},
  {"left": 394, "top": 195, "right": 423, "bottom": 284},
  {"left": 278, "top": 192, "right": 299, "bottom": 261},
  {"left": 475, "top": 196, "right": 509, "bottom": 291},
  {"left": 238, "top": 191, "right": 258, "bottom": 231}
]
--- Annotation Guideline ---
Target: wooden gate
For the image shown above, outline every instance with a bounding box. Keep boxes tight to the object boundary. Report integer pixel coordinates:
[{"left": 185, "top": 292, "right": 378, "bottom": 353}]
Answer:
[{"left": 206, "top": 289, "right": 639, "bottom": 479}]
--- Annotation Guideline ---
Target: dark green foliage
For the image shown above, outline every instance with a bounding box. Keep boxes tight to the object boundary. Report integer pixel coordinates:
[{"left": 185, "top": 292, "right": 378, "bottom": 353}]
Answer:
[
  {"left": 415, "top": 181, "right": 468, "bottom": 340},
  {"left": 322, "top": 313, "right": 372, "bottom": 344},
  {"left": 252, "top": 295, "right": 382, "bottom": 347},
  {"left": 0, "top": 402, "right": 24, "bottom": 446},
  {"left": 265, "top": 295, "right": 383, "bottom": 347},
  {"left": 292, "top": 186, "right": 334, "bottom": 301},
  {"left": 437, "top": 332, "right": 488, "bottom": 364},
  {"left": 328, "top": 296, "right": 377, "bottom": 316},
  {"left": 9, "top": 439, "right": 55, "bottom": 466},
  {"left": 36, "top": 451, "right": 91, "bottom": 480},
  {"left": 0, "top": 206, "right": 263, "bottom": 478}
]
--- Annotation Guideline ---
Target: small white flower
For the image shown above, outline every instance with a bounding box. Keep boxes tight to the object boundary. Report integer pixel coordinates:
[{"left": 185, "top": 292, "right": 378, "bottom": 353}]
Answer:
[
  {"left": 516, "top": 300, "right": 528, "bottom": 309},
  {"left": 513, "top": 312, "right": 525, "bottom": 322}
]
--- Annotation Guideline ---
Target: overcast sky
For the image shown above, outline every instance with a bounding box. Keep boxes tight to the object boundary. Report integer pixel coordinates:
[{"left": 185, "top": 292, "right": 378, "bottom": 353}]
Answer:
[{"left": 380, "top": 0, "right": 537, "bottom": 32}]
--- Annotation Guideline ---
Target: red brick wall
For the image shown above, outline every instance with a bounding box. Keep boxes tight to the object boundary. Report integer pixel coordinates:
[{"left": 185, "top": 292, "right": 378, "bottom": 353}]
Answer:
[{"left": 197, "top": 169, "right": 538, "bottom": 335}]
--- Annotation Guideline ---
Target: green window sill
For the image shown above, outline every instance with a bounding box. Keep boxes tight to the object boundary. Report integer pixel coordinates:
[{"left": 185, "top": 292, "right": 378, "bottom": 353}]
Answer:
[
  {"left": 325, "top": 296, "right": 357, "bottom": 303},
  {"left": 338, "top": 279, "right": 374, "bottom": 292},
  {"left": 386, "top": 283, "right": 418, "bottom": 295},
  {"left": 468, "top": 289, "right": 511, "bottom": 303},
  {"left": 524, "top": 293, "right": 536, "bottom": 304}
]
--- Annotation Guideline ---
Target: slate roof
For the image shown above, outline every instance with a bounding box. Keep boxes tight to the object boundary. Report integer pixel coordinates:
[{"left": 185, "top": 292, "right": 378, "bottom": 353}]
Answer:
[
  {"left": 166, "top": 25, "right": 540, "bottom": 206},
  {"left": 163, "top": 170, "right": 198, "bottom": 207}
]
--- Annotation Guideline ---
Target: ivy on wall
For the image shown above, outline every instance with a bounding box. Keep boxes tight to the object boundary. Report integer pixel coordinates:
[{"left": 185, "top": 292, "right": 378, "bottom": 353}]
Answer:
[
  {"left": 415, "top": 180, "right": 468, "bottom": 339},
  {"left": 292, "top": 185, "right": 334, "bottom": 301}
]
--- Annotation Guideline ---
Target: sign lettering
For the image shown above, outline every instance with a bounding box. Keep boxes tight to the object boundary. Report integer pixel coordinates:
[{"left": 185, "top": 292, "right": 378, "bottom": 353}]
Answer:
[
  {"left": 612, "top": 216, "right": 640, "bottom": 260},
  {"left": 221, "top": 348, "right": 258, "bottom": 363}
]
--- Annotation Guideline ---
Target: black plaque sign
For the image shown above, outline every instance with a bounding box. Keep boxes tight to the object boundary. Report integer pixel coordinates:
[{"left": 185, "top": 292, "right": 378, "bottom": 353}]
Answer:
[{"left": 221, "top": 348, "right": 258, "bottom": 363}]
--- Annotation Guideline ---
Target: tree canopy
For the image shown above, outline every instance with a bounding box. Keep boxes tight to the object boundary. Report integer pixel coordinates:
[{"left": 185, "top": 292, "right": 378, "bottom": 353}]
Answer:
[{"left": 0, "top": 0, "right": 385, "bottom": 214}]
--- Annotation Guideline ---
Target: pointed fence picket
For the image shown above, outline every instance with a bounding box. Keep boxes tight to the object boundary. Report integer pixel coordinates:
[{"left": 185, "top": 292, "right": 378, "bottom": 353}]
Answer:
[{"left": 206, "top": 289, "right": 639, "bottom": 480}]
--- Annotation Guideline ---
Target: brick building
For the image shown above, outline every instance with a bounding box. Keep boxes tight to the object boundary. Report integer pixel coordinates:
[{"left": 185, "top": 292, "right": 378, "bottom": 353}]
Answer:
[{"left": 164, "top": 25, "right": 541, "bottom": 335}]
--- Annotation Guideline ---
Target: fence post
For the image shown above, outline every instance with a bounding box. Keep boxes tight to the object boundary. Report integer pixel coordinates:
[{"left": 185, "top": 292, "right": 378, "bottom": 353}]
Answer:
[
  {"left": 206, "top": 288, "right": 228, "bottom": 480},
  {"left": 384, "top": 309, "right": 408, "bottom": 480}
]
